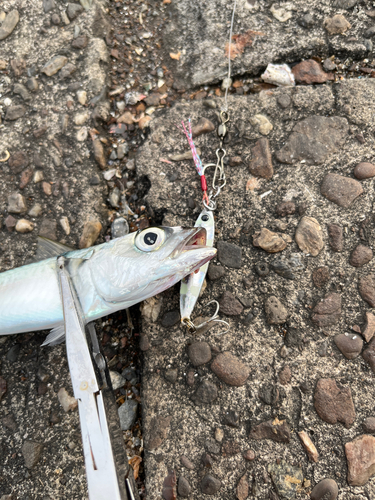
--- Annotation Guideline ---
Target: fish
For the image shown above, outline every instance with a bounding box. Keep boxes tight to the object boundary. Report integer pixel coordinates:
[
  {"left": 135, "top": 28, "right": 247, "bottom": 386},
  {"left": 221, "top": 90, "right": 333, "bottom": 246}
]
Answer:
[
  {"left": 0, "top": 226, "right": 216, "bottom": 345},
  {"left": 180, "top": 208, "right": 215, "bottom": 331}
]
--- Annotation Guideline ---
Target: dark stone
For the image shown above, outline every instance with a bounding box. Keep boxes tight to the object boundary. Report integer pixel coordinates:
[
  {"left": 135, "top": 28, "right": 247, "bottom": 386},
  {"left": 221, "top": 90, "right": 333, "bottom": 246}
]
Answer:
[
  {"left": 72, "top": 35, "right": 89, "bottom": 49},
  {"left": 0, "top": 377, "right": 7, "bottom": 402},
  {"left": 43, "top": 0, "right": 56, "bottom": 13},
  {"left": 314, "top": 378, "right": 356, "bottom": 428},
  {"left": 265, "top": 296, "right": 288, "bottom": 324},
  {"left": 250, "top": 419, "right": 291, "bottom": 443},
  {"left": 39, "top": 219, "right": 57, "bottom": 241},
  {"left": 144, "top": 93, "right": 160, "bottom": 106},
  {"left": 285, "top": 327, "right": 302, "bottom": 348},
  {"left": 187, "top": 342, "right": 212, "bottom": 366},
  {"left": 6, "top": 344, "right": 21, "bottom": 363},
  {"left": 312, "top": 266, "right": 330, "bottom": 287},
  {"left": 354, "top": 162, "right": 375, "bottom": 180},
  {"left": 2, "top": 414, "right": 17, "bottom": 432},
  {"left": 321, "top": 173, "right": 363, "bottom": 208},
  {"left": 191, "top": 380, "right": 218, "bottom": 405},
  {"left": 222, "top": 440, "right": 240, "bottom": 456},
  {"left": 223, "top": 410, "right": 240, "bottom": 428},
  {"left": 334, "top": 333, "right": 363, "bottom": 360},
  {"left": 255, "top": 261, "right": 269, "bottom": 277},
  {"left": 259, "top": 383, "right": 279, "bottom": 405},
  {"left": 5, "top": 215, "right": 17, "bottom": 231},
  {"left": 279, "top": 365, "right": 291, "bottom": 385},
  {"left": 218, "top": 291, "right": 243, "bottom": 316},
  {"left": 38, "top": 382, "right": 48, "bottom": 396},
  {"left": 359, "top": 275, "right": 375, "bottom": 307},
  {"left": 328, "top": 224, "right": 343, "bottom": 252},
  {"left": 178, "top": 476, "right": 191, "bottom": 497},
  {"left": 9, "top": 151, "right": 29, "bottom": 173},
  {"left": 277, "top": 94, "right": 291, "bottom": 108},
  {"left": 5, "top": 105, "right": 25, "bottom": 121},
  {"left": 217, "top": 240, "right": 242, "bottom": 268},
  {"left": 298, "top": 13, "right": 314, "bottom": 27},
  {"left": 311, "top": 293, "right": 341, "bottom": 328},
  {"left": 162, "top": 469, "right": 176, "bottom": 500},
  {"left": 164, "top": 368, "right": 178, "bottom": 384},
  {"left": 363, "top": 417, "right": 375, "bottom": 433},
  {"left": 161, "top": 310, "right": 180, "bottom": 328},
  {"left": 22, "top": 441, "right": 44, "bottom": 469},
  {"left": 205, "top": 437, "right": 221, "bottom": 455},
  {"left": 201, "top": 474, "right": 221, "bottom": 495},
  {"left": 276, "top": 116, "right": 349, "bottom": 165},
  {"left": 180, "top": 455, "right": 194, "bottom": 469},
  {"left": 310, "top": 479, "right": 339, "bottom": 500},
  {"left": 33, "top": 125, "right": 48, "bottom": 138},
  {"left": 191, "top": 118, "right": 215, "bottom": 138},
  {"left": 201, "top": 452, "right": 214, "bottom": 468},
  {"left": 207, "top": 264, "right": 225, "bottom": 280},
  {"left": 276, "top": 201, "right": 296, "bottom": 217},
  {"left": 66, "top": 3, "right": 83, "bottom": 20},
  {"left": 248, "top": 138, "right": 273, "bottom": 179},
  {"left": 350, "top": 244, "right": 373, "bottom": 267}
]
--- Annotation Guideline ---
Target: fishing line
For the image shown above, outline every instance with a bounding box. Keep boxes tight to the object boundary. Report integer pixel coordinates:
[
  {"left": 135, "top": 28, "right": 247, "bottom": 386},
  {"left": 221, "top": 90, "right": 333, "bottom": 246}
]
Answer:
[{"left": 223, "top": 0, "right": 237, "bottom": 112}]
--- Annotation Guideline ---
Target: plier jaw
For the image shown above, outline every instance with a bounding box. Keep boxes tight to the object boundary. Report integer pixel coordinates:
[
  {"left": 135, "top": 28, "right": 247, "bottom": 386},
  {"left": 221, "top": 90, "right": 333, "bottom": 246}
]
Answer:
[{"left": 57, "top": 256, "right": 138, "bottom": 500}]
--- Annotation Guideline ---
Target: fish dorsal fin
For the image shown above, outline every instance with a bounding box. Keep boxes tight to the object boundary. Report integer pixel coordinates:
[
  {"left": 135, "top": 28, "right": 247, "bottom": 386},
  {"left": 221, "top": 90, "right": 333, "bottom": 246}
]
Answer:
[{"left": 35, "top": 237, "right": 74, "bottom": 262}]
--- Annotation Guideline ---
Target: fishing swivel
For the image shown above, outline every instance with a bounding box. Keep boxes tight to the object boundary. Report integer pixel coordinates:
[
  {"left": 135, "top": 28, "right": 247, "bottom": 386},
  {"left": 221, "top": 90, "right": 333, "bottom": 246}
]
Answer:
[{"left": 181, "top": 300, "right": 229, "bottom": 335}]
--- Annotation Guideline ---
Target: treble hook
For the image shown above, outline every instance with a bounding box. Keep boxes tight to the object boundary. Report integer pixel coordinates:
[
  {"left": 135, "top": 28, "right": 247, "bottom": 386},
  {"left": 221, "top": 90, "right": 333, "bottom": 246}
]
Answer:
[{"left": 183, "top": 300, "right": 230, "bottom": 335}]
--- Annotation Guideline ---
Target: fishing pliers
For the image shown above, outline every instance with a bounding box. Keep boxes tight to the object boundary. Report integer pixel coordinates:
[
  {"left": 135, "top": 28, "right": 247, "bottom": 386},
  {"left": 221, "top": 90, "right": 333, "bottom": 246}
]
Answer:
[{"left": 57, "top": 256, "right": 138, "bottom": 500}]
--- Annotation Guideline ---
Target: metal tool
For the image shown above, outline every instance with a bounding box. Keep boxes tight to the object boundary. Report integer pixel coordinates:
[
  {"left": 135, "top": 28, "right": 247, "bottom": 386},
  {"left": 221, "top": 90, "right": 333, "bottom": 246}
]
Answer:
[{"left": 57, "top": 256, "right": 138, "bottom": 500}]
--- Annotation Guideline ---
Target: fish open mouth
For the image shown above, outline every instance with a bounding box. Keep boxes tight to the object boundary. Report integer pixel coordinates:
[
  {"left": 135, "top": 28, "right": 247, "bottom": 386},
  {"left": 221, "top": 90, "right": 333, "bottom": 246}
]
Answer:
[{"left": 170, "top": 227, "right": 208, "bottom": 258}]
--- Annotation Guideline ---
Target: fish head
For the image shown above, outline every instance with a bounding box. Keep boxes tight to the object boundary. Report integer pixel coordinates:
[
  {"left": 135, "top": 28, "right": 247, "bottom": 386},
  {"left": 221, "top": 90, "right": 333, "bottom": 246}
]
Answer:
[{"left": 88, "top": 226, "right": 216, "bottom": 304}]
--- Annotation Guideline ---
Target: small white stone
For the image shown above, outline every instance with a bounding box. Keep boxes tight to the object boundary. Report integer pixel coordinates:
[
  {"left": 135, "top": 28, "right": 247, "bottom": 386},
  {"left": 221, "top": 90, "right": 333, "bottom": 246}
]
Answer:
[
  {"left": 60, "top": 216, "right": 70, "bottom": 235},
  {"left": 28, "top": 203, "right": 43, "bottom": 217},
  {"left": 57, "top": 388, "right": 78, "bottom": 412},
  {"left": 76, "top": 126, "right": 88, "bottom": 142},
  {"left": 74, "top": 112, "right": 89, "bottom": 125},
  {"left": 261, "top": 63, "right": 295, "bottom": 87},
  {"left": 33, "top": 170, "right": 44, "bottom": 183},
  {"left": 15, "top": 219, "right": 34, "bottom": 233},
  {"left": 3, "top": 97, "right": 12, "bottom": 106},
  {"left": 109, "top": 371, "right": 126, "bottom": 391},
  {"left": 270, "top": 4, "right": 292, "bottom": 22},
  {"left": 76, "top": 90, "right": 87, "bottom": 105},
  {"left": 215, "top": 428, "right": 224, "bottom": 442},
  {"left": 116, "top": 101, "right": 126, "bottom": 112}
]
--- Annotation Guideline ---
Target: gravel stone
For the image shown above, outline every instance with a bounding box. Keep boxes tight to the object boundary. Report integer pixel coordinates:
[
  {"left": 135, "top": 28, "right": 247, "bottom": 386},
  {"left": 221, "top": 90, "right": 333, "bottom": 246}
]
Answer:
[
  {"left": 253, "top": 228, "right": 289, "bottom": 253},
  {"left": 72, "top": 35, "right": 89, "bottom": 49},
  {"left": 312, "top": 266, "right": 330, "bottom": 287},
  {"left": 42, "top": 55, "right": 68, "bottom": 76},
  {"left": 118, "top": 399, "right": 138, "bottom": 430},
  {"left": 248, "top": 138, "right": 273, "bottom": 179},
  {"left": 161, "top": 309, "right": 180, "bottom": 327},
  {"left": 15, "top": 219, "right": 34, "bottom": 233},
  {"left": 278, "top": 365, "right": 291, "bottom": 385},
  {"left": 217, "top": 241, "right": 242, "bottom": 268},
  {"left": 5, "top": 105, "right": 25, "bottom": 121},
  {"left": 0, "top": 10, "right": 19, "bottom": 40},
  {"left": 259, "top": 383, "right": 279, "bottom": 405},
  {"left": 244, "top": 449, "right": 256, "bottom": 461},
  {"left": 292, "top": 59, "right": 333, "bottom": 84},
  {"left": 191, "top": 380, "right": 218, "bottom": 405},
  {"left": 79, "top": 220, "right": 102, "bottom": 248},
  {"left": 211, "top": 352, "right": 250, "bottom": 386},
  {"left": 201, "top": 474, "right": 221, "bottom": 495},
  {"left": 218, "top": 291, "right": 243, "bottom": 316},
  {"left": 67, "top": 3, "right": 83, "bottom": 20},
  {"left": 354, "top": 162, "right": 375, "bottom": 180},
  {"left": 57, "top": 388, "right": 77, "bottom": 412},
  {"left": 327, "top": 224, "right": 343, "bottom": 252},
  {"left": 207, "top": 264, "right": 225, "bottom": 280},
  {"left": 359, "top": 275, "right": 375, "bottom": 307},
  {"left": 162, "top": 469, "right": 176, "bottom": 500},
  {"left": 268, "top": 460, "right": 303, "bottom": 500},
  {"left": 22, "top": 441, "right": 44, "bottom": 469},
  {"left": 177, "top": 476, "right": 191, "bottom": 497},
  {"left": 223, "top": 409, "right": 240, "bottom": 427},
  {"left": 321, "top": 173, "right": 363, "bottom": 208},
  {"left": 8, "top": 193, "right": 27, "bottom": 214},
  {"left": 39, "top": 219, "right": 57, "bottom": 240},
  {"left": 0, "top": 377, "right": 7, "bottom": 402},
  {"left": 43, "top": 0, "right": 55, "bottom": 13},
  {"left": 295, "top": 216, "right": 324, "bottom": 256},
  {"left": 298, "top": 431, "right": 319, "bottom": 462},
  {"left": 9, "top": 151, "right": 29, "bottom": 173},
  {"left": 350, "top": 244, "right": 373, "bottom": 267},
  {"left": 4, "top": 215, "right": 17, "bottom": 232},
  {"left": 250, "top": 419, "right": 291, "bottom": 443},
  {"left": 345, "top": 435, "right": 375, "bottom": 486},
  {"left": 180, "top": 455, "right": 194, "bottom": 469},
  {"left": 265, "top": 296, "right": 288, "bottom": 324},
  {"left": 144, "top": 416, "right": 171, "bottom": 451},
  {"left": 191, "top": 117, "right": 215, "bottom": 137},
  {"left": 164, "top": 368, "right": 178, "bottom": 383},
  {"left": 324, "top": 14, "right": 351, "bottom": 34},
  {"left": 314, "top": 378, "right": 356, "bottom": 428},
  {"left": 6, "top": 344, "right": 20, "bottom": 362},
  {"left": 276, "top": 116, "right": 349, "bottom": 165},
  {"left": 310, "top": 479, "right": 338, "bottom": 500},
  {"left": 276, "top": 201, "right": 295, "bottom": 217},
  {"left": 236, "top": 474, "right": 249, "bottom": 500},
  {"left": 311, "top": 293, "right": 341, "bottom": 328},
  {"left": 334, "top": 333, "right": 363, "bottom": 359},
  {"left": 362, "top": 311, "right": 375, "bottom": 342},
  {"left": 187, "top": 342, "right": 212, "bottom": 366}
]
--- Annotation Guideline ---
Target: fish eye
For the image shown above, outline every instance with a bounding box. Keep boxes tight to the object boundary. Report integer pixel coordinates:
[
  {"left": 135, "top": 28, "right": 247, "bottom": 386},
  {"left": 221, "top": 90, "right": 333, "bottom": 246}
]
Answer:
[
  {"left": 135, "top": 227, "right": 166, "bottom": 252},
  {"left": 201, "top": 214, "right": 209, "bottom": 222}
]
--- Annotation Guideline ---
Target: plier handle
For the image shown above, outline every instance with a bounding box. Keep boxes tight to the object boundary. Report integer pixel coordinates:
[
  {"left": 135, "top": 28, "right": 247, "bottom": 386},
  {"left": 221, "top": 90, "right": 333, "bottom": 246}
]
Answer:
[{"left": 57, "top": 256, "right": 138, "bottom": 500}]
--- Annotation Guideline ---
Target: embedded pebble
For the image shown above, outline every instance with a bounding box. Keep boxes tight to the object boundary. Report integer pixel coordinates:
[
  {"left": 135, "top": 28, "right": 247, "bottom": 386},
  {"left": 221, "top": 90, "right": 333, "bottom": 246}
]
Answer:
[
  {"left": 310, "top": 478, "right": 338, "bottom": 500},
  {"left": 250, "top": 114, "right": 273, "bottom": 135},
  {"left": 327, "top": 224, "right": 343, "bottom": 252},
  {"left": 250, "top": 418, "right": 291, "bottom": 443},
  {"left": 278, "top": 365, "right": 291, "bottom": 385},
  {"left": 362, "top": 311, "right": 375, "bottom": 342},
  {"left": 312, "top": 266, "right": 330, "bottom": 287},
  {"left": 314, "top": 378, "right": 355, "bottom": 428},
  {"left": 295, "top": 216, "right": 324, "bottom": 256},
  {"left": 354, "top": 162, "right": 375, "bottom": 180},
  {"left": 200, "top": 475, "right": 221, "bottom": 495},
  {"left": 248, "top": 138, "right": 273, "bottom": 179},
  {"left": 161, "top": 309, "right": 180, "bottom": 327},
  {"left": 321, "top": 173, "right": 363, "bottom": 208},
  {"left": 77, "top": 127, "right": 88, "bottom": 142},
  {"left": 191, "top": 380, "right": 218, "bottom": 405},
  {"left": 59, "top": 216, "right": 70, "bottom": 235},
  {"left": 334, "top": 333, "right": 363, "bottom": 359},
  {"left": 76, "top": 90, "right": 87, "bottom": 105},
  {"left": 42, "top": 182, "right": 52, "bottom": 196},
  {"left": 211, "top": 352, "right": 250, "bottom": 386},
  {"left": 259, "top": 383, "right": 279, "bottom": 405},
  {"left": 8, "top": 193, "right": 27, "bottom": 214},
  {"left": 42, "top": 55, "right": 68, "bottom": 76},
  {"left": 67, "top": 2, "right": 83, "bottom": 20},
  {"left": 187, "top": 342, "right": 211, "bottom": 366},
  {"left": 74, "top": 112, "right": 89, "bottom": 125},
  {"left": 5, "top": 105, "right": 25, "bottom": 121},
  {"left": 22, "top": 441, "right": 44, "bottom": 469},
  {"left": 57, "top": 388, "right": 78, "bottom": 412},
  {"left": 15, "top": 219, "right": 34, "bottom": 233},
  {"left": 292, "top": 59, "right": 333, "bottom": 84},
  {"left": 359, "top": 275, "right": 375, "bottom": 307},
  {"left": 298, "top": 431, "right": 319, "bottom": 462},
  {"left": 363, "top": 417, "right": 375, "bottom": 433},
  {"left": 207, "top": 264, "right": 225, "bottom": 280},
  {"left": 236, "top": 474, "right": 249, "bottom": 500},
  {"left": 253, "top": 228, "right": 289, "bottom": 253},
  {"left": 217, "top": 241, "right": 242, "bottom": 268},
  {"left": 178, "top": 476, "right": 191, "bottom": 498},
  {"left": 39, "top": 219, "right": 57, "bottom": 240},
  {"left": 5, "top": 215, "right": 16, "bottom": 232},
  {"left": 324, "top": 14, "right": 351, "bottom": 34},
  {"left": 191, "top": 117, "right": 215, "bottom": 138},
  {"left": 180, "top": 455, "right": 194, "bottom": 469},
  {"left": 218, "top": 291, "right": 243, "bottom": 316},
  {"left": 111, "top": 217, "right": 129, "bottom": 238},
  {"left": 109, "top": 371, "right": 126, "bottom": 391},
  {"left": 223, "top": 409, "right": 240, "bottom": 427},
  {"left": 79, "top": 220, "right": 102, "bottom": 248},
  {"left": 311, "top": 292, "right": 341, "bottom": 328},
  {"left": 215, "top": 428, "right": 224, "bottom": 442},
  {"left": 118, "top": 399, "right": 138, "bottom": 430},
  {"left": 276, "top": 201, "right": 295, "bottom": 217},
  {"left": 0, "top": 10, "right": 19, "bottom": 40},
  {"left": 243, "top": 449, "right": 256, "bottom": 461},
  {"left": 0, "top": 377, "right": 7, "bottom": 402},
  {"left": 268, "top": 460, "right": 303, "bottom": 500},
  {"left": 350, "top": 244, "right": 373, "bottom": 267},
  {"left": 265, "top": 296, "right": 288, "bottom": 324},
  {"left": 345, "top": 435, "right": 375, "bottom": 486},
  {"left": 92, "top": 137, "right": 106, "bottom": 169}
]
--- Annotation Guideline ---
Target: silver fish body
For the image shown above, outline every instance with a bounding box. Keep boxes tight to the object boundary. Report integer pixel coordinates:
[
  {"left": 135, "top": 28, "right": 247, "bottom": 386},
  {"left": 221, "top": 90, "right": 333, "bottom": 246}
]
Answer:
[
  {"left": 180, "top": 209, "right": 215, "bottom": 327},
  {"left": 0, "top": 226, "right": 216, "bottom": 344}
]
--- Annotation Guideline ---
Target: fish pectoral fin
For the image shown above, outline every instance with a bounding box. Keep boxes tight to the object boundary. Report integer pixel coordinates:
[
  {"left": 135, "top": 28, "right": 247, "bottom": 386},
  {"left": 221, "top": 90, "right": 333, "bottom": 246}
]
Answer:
[
  {"left": 34, "top": 237, "right": 75, "bottom": 262},
  {"left": 41, "top": 324, "right": 65, "bottom": 346}
]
